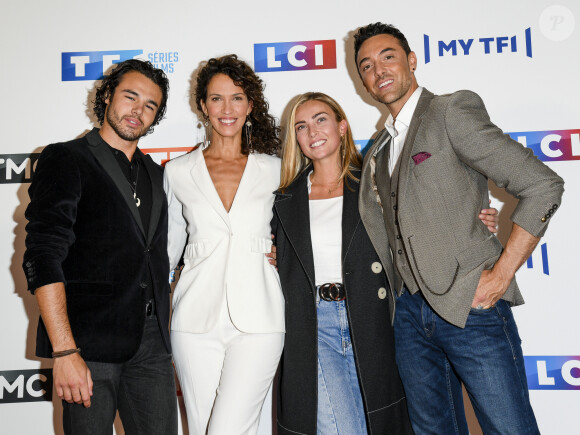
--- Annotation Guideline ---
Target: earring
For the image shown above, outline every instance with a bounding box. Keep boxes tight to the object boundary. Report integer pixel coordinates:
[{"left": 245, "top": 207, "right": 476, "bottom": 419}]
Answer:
[
  {"left": 245, "top": 117, "right": 253, "bottom": 149},
  {"left": 341, "top": 134, "right": 346, "bottom": 160},
  {"left": 202, "top": 115, "right": 210, "bottom": 146}
]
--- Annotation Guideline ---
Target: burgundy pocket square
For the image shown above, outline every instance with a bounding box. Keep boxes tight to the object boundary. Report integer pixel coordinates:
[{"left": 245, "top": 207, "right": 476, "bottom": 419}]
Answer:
[{"left": 412, "top": 152, "right": 432, "bottom": 165}]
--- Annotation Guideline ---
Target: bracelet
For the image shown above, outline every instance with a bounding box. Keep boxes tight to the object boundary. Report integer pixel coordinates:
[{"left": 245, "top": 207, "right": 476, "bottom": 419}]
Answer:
[{"left": 52, "top": 348, "right": 81, "bottom": 358}]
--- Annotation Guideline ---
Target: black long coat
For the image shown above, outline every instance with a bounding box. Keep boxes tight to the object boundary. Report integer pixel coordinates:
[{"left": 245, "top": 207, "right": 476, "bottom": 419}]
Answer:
[
  {"left": 272, "top": 168, "right": 412, "bottom": 435},
  {"left": 23, "top": 128, "right": 171, "bottom": 363}
]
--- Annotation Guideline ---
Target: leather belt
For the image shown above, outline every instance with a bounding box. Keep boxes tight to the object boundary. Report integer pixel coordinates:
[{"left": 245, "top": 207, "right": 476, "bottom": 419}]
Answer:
[{"left": 318, "top": 283, "right": 346, "bottom": 302}]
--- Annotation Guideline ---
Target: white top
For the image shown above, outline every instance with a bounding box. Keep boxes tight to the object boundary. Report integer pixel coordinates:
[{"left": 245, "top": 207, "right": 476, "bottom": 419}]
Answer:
[
  {"left": 307, "top": 172, "right": 343, "bottom": 285},
  {"left": 383, "top": 86, "right": 424, "bottom": 175}
]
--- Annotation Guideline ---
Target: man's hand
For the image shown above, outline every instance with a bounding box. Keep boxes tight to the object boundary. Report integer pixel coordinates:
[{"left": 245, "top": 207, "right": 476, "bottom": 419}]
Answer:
[
  {"left": 479, "top": 204, "right": 499, "bottom": 233},
  {"left": 53, "top": 352, "right": 93, "bottom": 407},
  {"left": 471, "top": 268, "right": 509, "bottom": 309},
  {"left": 472, "top": 223, "right": 540, "bottom": 309},
  {"left": 266, "top": 234, "right": 277, "bottom": 268}
]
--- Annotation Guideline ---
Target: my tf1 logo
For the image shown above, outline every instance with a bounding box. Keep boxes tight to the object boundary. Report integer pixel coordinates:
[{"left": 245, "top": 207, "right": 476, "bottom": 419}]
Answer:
[
  {"left": 254, "top": 40, "right": 336, "bottom": 72},
  {"left": 525, "top": 356, "right": 580, "bottom": 390},
  {"left": 62, "top": 50, "right": 143, "bottom": 81},
  {"left": 0, "top": 369, "right": 53, "bottom": 403},
  {"left": 423, "top": 28, "right": 532, "bottom": 63}
]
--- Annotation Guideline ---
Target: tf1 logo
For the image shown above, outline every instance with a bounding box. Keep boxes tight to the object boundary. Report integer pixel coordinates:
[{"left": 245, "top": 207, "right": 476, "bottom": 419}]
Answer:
[
  {"left": 423, "top": 28, "right": 532, "bottom": 63},
  {"left": 62, "top": 50, "right": 143, "bottom": 81},
  {"left": 525, "top": 356, "right": 580, "bottom": 390},
  {"left": 254, "top": 40, "right": 336, "bottom": 72},
  {"left": 0, "top": 369, "right": 53, "bottom": 403}
]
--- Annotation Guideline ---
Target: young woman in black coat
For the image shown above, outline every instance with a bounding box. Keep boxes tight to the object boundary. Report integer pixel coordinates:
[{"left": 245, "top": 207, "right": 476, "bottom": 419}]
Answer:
[{"left": 272, "top": 92, "right": 413, "bottom": 434}]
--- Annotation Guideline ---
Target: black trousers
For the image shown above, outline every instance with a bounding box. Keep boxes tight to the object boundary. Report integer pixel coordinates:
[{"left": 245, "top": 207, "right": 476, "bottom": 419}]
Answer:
[{"left": 62, "top": 315, "right": 178, "bottom": 435}]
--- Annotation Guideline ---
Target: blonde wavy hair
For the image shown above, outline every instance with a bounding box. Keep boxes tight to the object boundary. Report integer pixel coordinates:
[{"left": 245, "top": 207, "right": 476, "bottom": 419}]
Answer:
[{"left": 279, "top": 92, "right": 362, "bottom": 192}]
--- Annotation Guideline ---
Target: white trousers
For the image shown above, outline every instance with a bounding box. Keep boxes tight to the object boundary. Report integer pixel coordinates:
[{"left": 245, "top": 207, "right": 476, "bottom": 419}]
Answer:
[{"left": 171, "top": 301, "right": 284, "bottom": 435}]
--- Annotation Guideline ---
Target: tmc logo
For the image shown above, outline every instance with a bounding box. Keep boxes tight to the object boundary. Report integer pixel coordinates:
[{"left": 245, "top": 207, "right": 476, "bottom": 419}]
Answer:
[
  {"left": 525, "top": 242, "right": 549, "bottom": 275},
  {"left": 0, "top": 369, "right": 53, "bottom": 403},
  {"left": 525, "top": 356, "right": 580, "bottom": 390},
  {"left": 510, "top": 129, "right": 580, "bottom": 162},
  {"left": 423, "top": 28, "right": 532, "bottom": 63},
  {"left": 62, "top": 50, "right": 143, "bottom": 81},
  {"left": 254, "top": 40, "right": 336, "bottom": 72},
  {"left": 0, "top": 153, "right": 40, "bottom": 184}
]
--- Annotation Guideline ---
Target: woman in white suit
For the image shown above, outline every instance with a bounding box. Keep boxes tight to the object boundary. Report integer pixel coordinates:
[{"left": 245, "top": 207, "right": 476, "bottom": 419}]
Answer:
[{"left": 164, "top": 55, "right": 285, "bottom": 435}]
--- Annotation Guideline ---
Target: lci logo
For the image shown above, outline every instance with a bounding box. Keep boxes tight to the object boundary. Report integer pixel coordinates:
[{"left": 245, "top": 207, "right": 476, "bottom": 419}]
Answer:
[
  {"left": 510, "top": 129, "right": 580, "bottom": 162},
  {"left": 423, "top": 27, "right": 532, "bottom": 63},
  {"left": 62, "top": 50, "right": 143, "bottom": 81},
  {"left": 254, "top": 40, "right": 336, "bottom": 72},
  {"left": 525, "top": 356, "right": 580, "bottom": 390},
  {"left": 0, "top": 369, "right": 53, "bottom": 403},
  {"left": 356, "top": 129, "right": 580, "bottom": 162}
]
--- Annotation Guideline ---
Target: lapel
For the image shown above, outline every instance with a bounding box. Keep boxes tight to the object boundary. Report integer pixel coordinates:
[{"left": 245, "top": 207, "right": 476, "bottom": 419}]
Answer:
[
  {"left": 274, "top": 168, "right": 316, "bottom": 289},
  {"left": 360, "top": 128, "right": 391, "bottom": 221},
  {"left": 341, "top": 174, "right": 360, "bottom": 264},
  {"left": 397, "top": 88, "right": 435, "bottom": 201},
  {"left": 188, "top": 146, "right": 231, "bottom": 230},
  {"left": 86, "top": 129, "right": 145, "bottom": 237},
  {"left": 141, "top": 152, "right": 163, "bottom": 243}
]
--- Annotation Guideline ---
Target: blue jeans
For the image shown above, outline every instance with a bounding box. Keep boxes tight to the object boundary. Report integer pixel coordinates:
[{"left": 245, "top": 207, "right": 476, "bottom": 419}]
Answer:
[
  {"left": 62, "top": 315, "right": 178, "bottom": 435},
  {"left": 394, "top": 290, "right": 539, "bottom": 435},
  {"left": 317, "top": 298, "right": 367, "bottom": 435}
]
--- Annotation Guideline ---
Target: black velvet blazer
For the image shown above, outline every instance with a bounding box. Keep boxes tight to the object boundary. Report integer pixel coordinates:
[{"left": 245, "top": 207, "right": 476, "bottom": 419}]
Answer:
[
  {"left": 272, "top": 167, "right": 412, "bottom": 435},
  {"left": 23, "top": 129, "right": 171, "bottom": 363}
]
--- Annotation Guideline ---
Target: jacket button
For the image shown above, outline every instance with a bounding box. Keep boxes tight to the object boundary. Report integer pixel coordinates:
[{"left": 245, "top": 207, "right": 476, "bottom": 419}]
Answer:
[
  {"left": 391, "top": 192, "right": 396, "bottom": 197},
  {"left": 371, "top": 262, "right": 382, "bottom": 273},
  {"left": 396, "top": 235, "right": 401, "bottom": 240},
  {"left": 397, "top": 249, "right": 403, "bottom": 255},
  {"left": 378, "top": 287, "right": 387, "bottom": 299},
  {"left": 552, "top": 204, "right": 558, "bottom": 210},
  {"left": 140, "top": 282, "right": 148, "bottom": 288},
  {"left": 540, "top": 217, "right": 547, "bottom": 222}
]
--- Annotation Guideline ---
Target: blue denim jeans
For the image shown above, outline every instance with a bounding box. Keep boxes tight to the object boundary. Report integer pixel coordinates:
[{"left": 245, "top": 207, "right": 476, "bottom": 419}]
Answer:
[
  {"left": 62, "top": 315, "right": 178, "bottom": 435},
  {"left": 394, "top": 290, "right": 539, "bottom": 435},
  {"left": 317, "top": 298, "right": 367, "bottom": 435}
]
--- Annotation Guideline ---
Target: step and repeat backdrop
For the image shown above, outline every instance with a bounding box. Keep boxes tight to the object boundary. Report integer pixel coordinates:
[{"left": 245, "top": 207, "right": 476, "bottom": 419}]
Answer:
[{"left": 1, "top": 0, "right": 578, "bottom": 433}]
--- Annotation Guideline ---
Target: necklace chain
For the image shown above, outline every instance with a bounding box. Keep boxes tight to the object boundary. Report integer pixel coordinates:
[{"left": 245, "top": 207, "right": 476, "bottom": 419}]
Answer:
[{"left": 128, "top": 160, "right": 141, "bottom": 207}]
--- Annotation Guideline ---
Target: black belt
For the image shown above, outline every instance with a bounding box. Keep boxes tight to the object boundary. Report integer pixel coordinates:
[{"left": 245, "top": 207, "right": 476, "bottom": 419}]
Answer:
[
  {"left": 145, "top": 299, "right": 156, "bottom": 317},
  {"left": 318, "top": 283, "right": 346, "bottom": 302}
]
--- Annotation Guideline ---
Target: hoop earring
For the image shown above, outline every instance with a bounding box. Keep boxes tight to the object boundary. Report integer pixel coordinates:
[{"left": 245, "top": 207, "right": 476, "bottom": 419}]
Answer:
[{"left": 245, "top": 117, "right": 253, "bottom": 149}]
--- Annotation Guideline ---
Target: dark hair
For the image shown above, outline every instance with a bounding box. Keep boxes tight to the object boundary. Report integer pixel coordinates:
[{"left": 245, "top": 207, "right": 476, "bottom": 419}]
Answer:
[
  {"left": 354, "top": 22, "right": 412, "bottom": 64},
  {"left": 195, "top": 54, "right": 281, "bottom": 156},
  {"left": 93, "top": 59, "right": 169, "bottom": 134}
]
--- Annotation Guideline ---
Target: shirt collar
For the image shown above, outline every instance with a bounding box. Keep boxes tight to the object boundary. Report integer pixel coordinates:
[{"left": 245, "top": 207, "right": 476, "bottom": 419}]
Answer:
[{"left": 384, "top": 86, "right": 423, "bottom": 138}]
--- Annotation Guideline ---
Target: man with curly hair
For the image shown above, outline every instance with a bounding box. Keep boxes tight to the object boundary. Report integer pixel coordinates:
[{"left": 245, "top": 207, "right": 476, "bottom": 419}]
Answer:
[
  {"left": 23, "top": 59, "right": 177, "bottom": 434},
  {"left": 353, "top": 22, "right": 563, "bottom": 434}
]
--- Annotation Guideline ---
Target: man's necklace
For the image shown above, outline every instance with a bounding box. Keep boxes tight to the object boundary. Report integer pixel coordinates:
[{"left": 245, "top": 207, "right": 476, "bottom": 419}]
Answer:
[{"left": 129, "top": 161, "right": 141, "bottom": 207}]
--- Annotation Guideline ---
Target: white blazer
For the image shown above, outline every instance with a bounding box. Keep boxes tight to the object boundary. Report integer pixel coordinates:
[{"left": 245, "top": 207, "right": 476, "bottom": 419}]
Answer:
[{"left": 164, "top": 146, "right": 285, "bottom": 334}]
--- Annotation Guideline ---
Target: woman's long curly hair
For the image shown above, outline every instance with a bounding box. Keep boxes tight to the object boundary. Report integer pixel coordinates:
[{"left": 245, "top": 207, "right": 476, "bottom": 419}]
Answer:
[{"left": 195, "top": 54, "right": 281, "bottom": 155}]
